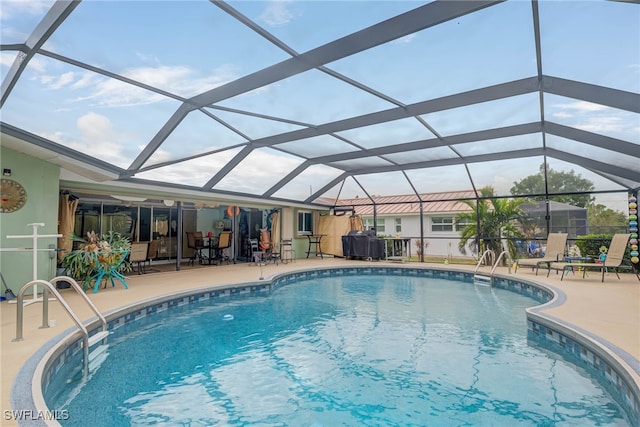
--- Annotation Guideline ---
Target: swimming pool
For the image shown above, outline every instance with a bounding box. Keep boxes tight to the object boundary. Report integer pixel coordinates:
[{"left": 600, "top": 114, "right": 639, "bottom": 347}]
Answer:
[{"left": 40, "top": 270, "right": 633, "bottom": 426}]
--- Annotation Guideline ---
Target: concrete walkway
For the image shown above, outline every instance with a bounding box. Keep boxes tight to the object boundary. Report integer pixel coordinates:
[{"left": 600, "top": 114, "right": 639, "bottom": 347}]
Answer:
[{"left": 1, "top": 258, "right": 638, "bottom": 425}]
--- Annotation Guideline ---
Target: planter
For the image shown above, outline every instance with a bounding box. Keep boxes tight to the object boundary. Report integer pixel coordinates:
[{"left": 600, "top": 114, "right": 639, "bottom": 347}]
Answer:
[{"left": 61, "top": 231, "right": 131, "bottom": 292}]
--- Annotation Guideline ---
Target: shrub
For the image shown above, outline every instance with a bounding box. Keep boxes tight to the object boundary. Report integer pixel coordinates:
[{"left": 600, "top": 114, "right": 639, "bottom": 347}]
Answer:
[
  {"left": 575, "top": 234, "right": 613, "bottom": 258},
  {"left": 576, "top": 233, "right": 633, "bottom": 262}
]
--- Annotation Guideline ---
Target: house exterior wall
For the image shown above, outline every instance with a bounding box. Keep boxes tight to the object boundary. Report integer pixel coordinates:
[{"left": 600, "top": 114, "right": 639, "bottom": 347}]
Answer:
[
  {"left": 0, "top": 147, "right": 60, "bottom": 294},
  {"left": 362, "top": 213, "right": 472, "bottom": 259}
]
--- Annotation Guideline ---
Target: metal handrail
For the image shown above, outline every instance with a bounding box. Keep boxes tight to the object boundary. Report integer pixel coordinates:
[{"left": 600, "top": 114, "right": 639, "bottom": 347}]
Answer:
[
  {"left": 490, "top": 251, "right": 510, "bottom": 276},
  {"left": 13, "top": 276, "right": 108, "bottom": 376},
  {"left": 50, "top": 276, "right": 107, "bottom": 332},
  {"left": 474, "top": 250, "right": 495, "bottom": 273}
]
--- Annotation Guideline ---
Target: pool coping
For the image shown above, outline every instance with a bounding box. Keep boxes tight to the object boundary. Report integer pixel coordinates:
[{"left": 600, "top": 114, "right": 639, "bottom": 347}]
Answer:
[{"left": 13, "top": 265, "right": 640, "bottom": 426}]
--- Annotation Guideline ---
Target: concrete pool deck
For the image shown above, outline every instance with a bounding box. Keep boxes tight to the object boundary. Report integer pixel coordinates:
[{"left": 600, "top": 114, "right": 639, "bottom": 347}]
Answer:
[{"left": 1, "top": 258, "right": 639, "bottom": 425}]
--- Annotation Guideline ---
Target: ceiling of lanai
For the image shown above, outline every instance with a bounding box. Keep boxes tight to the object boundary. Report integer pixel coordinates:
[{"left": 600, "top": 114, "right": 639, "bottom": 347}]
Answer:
[{"left": 1, "top": 0, "right": 638, "bottom": 208}]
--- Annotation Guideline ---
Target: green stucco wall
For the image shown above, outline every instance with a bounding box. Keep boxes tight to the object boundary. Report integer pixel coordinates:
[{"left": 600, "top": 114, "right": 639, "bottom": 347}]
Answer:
[{"left": 0, "top": 146, "right": 60, "bottom": 295}]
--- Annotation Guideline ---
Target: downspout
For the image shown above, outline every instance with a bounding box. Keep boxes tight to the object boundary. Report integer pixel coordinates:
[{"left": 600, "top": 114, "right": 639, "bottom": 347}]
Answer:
[
  {"left": 476, "top": 196, "right": 482, "bottom": 255},
  {"left": 419, "top": 201, "right": 425, "bottom": 263},
  {"left": 373, "top": 204, "right": 377, "bottom": 233},
  {"left": 176, "top": 201, "right": 182, "bottom": 271}
]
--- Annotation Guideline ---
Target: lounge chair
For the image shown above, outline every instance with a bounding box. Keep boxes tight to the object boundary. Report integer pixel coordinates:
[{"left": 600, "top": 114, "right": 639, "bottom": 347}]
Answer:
[
  {"left": 514, "top": 233, "right": 568, "bottom": 275},
  {"left": 548, "top": 233, "right": 630, "bottom": 282}
]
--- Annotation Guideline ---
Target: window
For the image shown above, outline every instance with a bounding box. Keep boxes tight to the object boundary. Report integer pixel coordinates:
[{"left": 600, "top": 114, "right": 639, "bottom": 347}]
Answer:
[
  {"left": 455, "top": 217, "right": 472, "bottom": 232},
  {"left": 364, "top": 217, "right": 385, "bottom": 233},
  {"left": 432, "top": 217, "right": 453, "bottom": 232},
  {"left": 297, "top": 211, "right": 313, "bottom": 236},
  {"left": 395, "top": 217, "right": 402, "bottom": 233}
]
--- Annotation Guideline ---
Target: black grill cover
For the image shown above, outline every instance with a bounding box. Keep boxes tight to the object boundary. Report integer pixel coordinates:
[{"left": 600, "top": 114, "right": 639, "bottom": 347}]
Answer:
[{"left": 341, "top": 230, "right": 384, "bottom": 260}]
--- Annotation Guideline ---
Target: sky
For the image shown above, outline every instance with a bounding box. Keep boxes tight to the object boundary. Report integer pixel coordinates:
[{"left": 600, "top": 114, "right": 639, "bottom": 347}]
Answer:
[{"left": 1, "top": 0, "right": 638, "bottom": 211}]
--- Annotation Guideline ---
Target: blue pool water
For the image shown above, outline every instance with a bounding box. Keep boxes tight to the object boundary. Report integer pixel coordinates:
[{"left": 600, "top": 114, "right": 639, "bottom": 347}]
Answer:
[{"left": 46, "top": 274, "right": 630, "bottom": 426}]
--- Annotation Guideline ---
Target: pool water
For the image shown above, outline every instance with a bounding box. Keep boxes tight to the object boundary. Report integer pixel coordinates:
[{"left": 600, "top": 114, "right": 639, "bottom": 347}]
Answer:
[{"left": 46, "top": 274, "right": 630, "bottom": 426}]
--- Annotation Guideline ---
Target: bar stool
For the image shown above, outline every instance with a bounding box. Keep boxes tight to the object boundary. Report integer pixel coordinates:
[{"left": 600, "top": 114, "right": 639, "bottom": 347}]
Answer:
[{"left": 281, "top": 239, "right": 295, "bottom": 263}]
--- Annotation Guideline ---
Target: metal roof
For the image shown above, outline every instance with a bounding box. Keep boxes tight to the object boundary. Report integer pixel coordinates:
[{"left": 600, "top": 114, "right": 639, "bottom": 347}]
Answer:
[
  {"left": 339, "top": 190, "right": 476, "bottom": 216},
  {"left": 1, "top": 0, "right": 638, "bottom": 208}
]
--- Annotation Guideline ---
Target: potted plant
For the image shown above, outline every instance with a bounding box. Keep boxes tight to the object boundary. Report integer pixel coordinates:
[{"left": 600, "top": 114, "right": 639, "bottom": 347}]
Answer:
[{"left": 61, "top": 231, "right": 132, "bottom": 291}]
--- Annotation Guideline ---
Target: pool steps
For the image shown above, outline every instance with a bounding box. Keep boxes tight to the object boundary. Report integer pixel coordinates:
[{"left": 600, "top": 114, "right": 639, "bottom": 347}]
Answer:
[
  {"left": 473, "top": 247, "right": 511, "bottom": 286},
  {"left": 473, "top": 272, "right": 492, "bottom": 286}
]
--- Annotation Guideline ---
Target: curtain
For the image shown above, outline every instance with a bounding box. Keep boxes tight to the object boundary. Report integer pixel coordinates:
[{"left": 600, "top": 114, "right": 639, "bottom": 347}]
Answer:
[
  {"left": 57, "top": 193, "right": 79, "bottom": 263},
  {"left": 270, "top": 210, "right": 280, "bottom": 253},
  {"left": 318, "top": 215, "right": 351, "bottom": 256},
  {"left": 350, "top": 215, "right": 364, "bottom": 231}
]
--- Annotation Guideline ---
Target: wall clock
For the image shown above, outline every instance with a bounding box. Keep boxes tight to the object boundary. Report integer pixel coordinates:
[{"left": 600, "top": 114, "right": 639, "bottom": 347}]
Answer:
[{"left": 1, "top": 178, "right": 28, "bottom": 213}]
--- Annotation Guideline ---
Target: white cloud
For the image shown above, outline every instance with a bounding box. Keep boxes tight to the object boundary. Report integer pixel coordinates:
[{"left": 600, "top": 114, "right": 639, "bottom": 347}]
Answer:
[
  {"left": 70, "top": 71, "right": 102, "bottom": 90},
  {"left": 138, "top": 149, "right": 241, "bottom": 187},
  {"left": 213, "top": 150, "right": 303, "bottom": 193},
  {"left": 34, "top": 63, "right": 238, "bottom": 107},
  {"left": 138, "top": 148, "right": 304, "bottom": 193},
  {"left": 550, "top": 100, "right": 638, "bottom": 136},
  {"left": 574, "top": 116, "right": 624, "bottom": 134},
  {"left": 124, "top": 63, "right": 238, "bottom": 97},
  {"left": 0, "top": 26, "right": 28, "bottom": 44},
  {"left": 77, "top": 112, "right": 116, "bottom": 143},
  {"left": 73, "top": 112, "right": 129, "bottom": 166},
  {"left": 552, "top": 100, "right": 607, "bottom": 112},
  {"left": 552, "top": 111, "right": 573, "bottom": 119},
  {"left": 44, "top": 71, "right": 76, "bottom": 90},
  {"left": 392, "top": 34, "right": 416, "bottom": 44},
  {"left": 36, "top": 112, "right": 131, "bottom": 168},
  {"left": 135, "top": 52, "right": 161, "bottom": 65},
  {"left": 259, "top": 1, "right": 296, "bottom": 27},
  {"left": 2, "top": 52, "right": 47, "bottom": 74},
  {"left": 491, "top": 175, "right": 510, "bottom": 194},
  {"left": 0, "top": 0, "right": 52, "bottom": 21},
  {"left": 1, "top": 52, "right": 18, "bottom": 68},
  {"left": 26, "top": 55, "right": 46, "bottom": 73},
  {"left": 71, "top": 78, "right": 165, "bottom": 107}
]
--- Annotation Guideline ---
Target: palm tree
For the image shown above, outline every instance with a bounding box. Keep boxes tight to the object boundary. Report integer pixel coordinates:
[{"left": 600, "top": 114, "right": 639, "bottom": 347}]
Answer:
[{"left": 457, "top": 187, "right": 524, "bottom": 262}]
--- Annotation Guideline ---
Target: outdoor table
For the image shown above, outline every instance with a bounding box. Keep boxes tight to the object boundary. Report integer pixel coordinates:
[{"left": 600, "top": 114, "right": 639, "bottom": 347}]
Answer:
[
  {"left": 384, "top": 238, "right": 411, "bottom": 262},
  {"left": 305, "top": 234, "right": 325, "bottom": 258},
  {"left": 563, "top": 256, "right": 592, "bottom": 276}
]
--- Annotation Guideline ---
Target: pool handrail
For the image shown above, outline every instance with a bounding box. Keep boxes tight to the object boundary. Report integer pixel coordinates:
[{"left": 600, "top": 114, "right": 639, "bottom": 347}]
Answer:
[
  {"left": 474, "top": 249, "right": 495, "bottom": 273},
  {"left": 474, "top": 249, "right": 510, "bottom": 285},
  {"left": 12, "top": 276, "right": 108, "bottom": 376}
]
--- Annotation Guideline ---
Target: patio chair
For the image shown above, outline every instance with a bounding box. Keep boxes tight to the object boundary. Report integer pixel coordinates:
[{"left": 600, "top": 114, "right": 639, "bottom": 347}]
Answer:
[
  {"left": 548, "top": 233, "right": 630, "bottom": 282},
  {"left": 186, "top": 231, "right": 207, "bottom": 265},
  {"left": 129, "top": 242, "right": 149, "bottom": 274},
  {"left": 145, "top": 238, "right": 161, "bottom": 273},
  {"left": 514, "top": 233, "right": 568, "bottom": 275},
  {"left": 212, "top": 231, "right": 232, "bottom": 265},
  {"left": 248, "top": 237, "right": 264, "bottom": 265}
]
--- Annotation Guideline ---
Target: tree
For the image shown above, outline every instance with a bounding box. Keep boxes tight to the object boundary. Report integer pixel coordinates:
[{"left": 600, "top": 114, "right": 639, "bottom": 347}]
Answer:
[
  {"left": 588, "top": 203, "right": 628, "bottom": 234},
  {"left": 510, "top": 163, "right": 594, "bottom": 207},
  {"left": 456, "top": 187, "right": 525, "bottom": 261}
]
